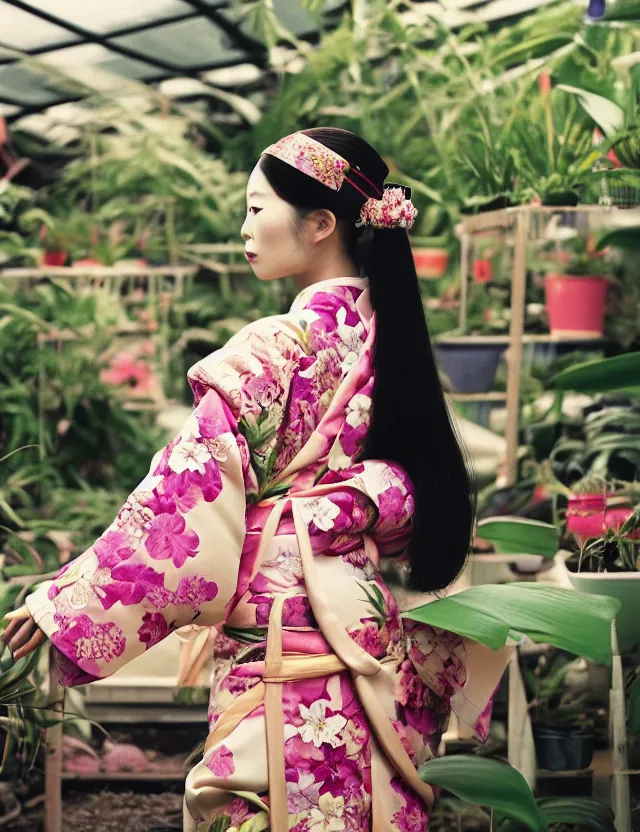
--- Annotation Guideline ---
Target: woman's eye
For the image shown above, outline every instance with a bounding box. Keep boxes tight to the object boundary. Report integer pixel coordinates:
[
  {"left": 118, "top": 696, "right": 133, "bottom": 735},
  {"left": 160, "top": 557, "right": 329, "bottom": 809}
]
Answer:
[{"left": 249, "top": 207, "right": 262, "bottom": 215}]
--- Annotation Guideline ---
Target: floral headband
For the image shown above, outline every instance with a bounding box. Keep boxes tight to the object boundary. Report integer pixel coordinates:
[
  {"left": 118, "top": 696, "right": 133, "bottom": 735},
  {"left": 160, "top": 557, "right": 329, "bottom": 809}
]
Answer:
[{"left": 261, "top": 132, "right": 417, "bottom": 231}]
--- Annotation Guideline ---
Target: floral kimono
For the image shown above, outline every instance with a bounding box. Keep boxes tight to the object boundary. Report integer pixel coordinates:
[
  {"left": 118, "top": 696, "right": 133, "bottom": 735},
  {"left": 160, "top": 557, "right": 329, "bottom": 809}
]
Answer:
[{"left": 26, "top": 277, "right": 509, "bottom": 831}]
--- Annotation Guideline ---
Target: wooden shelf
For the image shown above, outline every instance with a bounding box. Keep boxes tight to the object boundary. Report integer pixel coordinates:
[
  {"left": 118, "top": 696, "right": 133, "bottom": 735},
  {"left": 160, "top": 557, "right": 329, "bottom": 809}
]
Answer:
[
  {"left": 84, "top": 703, "right": 208, "bottom": 724},
  {"left": 437, "top": 334, "right": 603, "bottom": 345},
  {"left": 62, "top": 771, "right": 187, "bottom": 782},
  {"left": 449, "top": 392, "right": 507, "bottom": 402}
]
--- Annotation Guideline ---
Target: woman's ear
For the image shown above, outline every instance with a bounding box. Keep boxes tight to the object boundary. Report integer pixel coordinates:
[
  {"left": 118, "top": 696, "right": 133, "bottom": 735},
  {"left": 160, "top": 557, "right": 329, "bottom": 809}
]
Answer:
[{"left": 307, "top": 209, "right": 337, "bottom": 243}]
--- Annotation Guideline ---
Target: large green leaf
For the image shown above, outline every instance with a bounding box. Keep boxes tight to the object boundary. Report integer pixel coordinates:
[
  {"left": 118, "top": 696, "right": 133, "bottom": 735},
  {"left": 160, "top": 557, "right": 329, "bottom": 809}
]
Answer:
[
  {"left": 477, "top": 517, "right": 558, "bottom": 559},
  {"left": 596, "top": 224, "right": 640, "bottom": 251},
  {"left": 627, "top": 674, "right": 640, "bottom": 735},
  {"left": 418, "top": 756, "right": 544, "bottom": 832},
  {"left": 552, "top": 353, "right": 640, "bottom": 394},
  {"left": 556, "top": 84, "right": 624, "bottom": 137},
  {"left": 604, "top": 0, "right": 640, "bottom": 21},
  {"left": 498, "top": 797, "right": 616, "bottom": 831},
  {"left": 403, "top": 584, "right": 620, "bottom": 665}
]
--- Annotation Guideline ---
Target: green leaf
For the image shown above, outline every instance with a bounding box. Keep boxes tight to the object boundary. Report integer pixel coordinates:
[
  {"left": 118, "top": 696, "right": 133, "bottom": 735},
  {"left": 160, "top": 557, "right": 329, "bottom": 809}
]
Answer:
[
  {"left": 403, "top": 584, "right": 620, "bottom": 665},
  {"left": 552, "top": 353, "right": 640, "bottom": 394},
  {"left": 596, "top": 225, "right": 640, "bottom": 251},
  {"left": 556, "top": 84, "right": 624, "bottom": 137},
  {"left": 477, "top": 517, "right": 558, "bottom": 559},
  {"left": 418, "top": 756, "right": 544, "bottom": 832},
  {"left": 534, "top": 797, "right": 614, "bottom": 832},
  {"left": 628, "top": 674, "right": 640, "bottom": 735},
  {"left": 604, "top": 0, "right": 640, "bottom": 21}
]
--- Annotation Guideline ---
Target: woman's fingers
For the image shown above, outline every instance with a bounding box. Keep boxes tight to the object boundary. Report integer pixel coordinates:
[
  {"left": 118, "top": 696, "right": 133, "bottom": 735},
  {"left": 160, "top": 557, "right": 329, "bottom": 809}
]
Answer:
[
  {"left": 6, "top": 618, "right": 38, "bottom": 655},
  {"left": 12, "top": 628, "right": 45, "bottom": 661},
  {"left": 1, "top": 615, "right": 27, "bottom": 646},
  {"left": 3, "top": 606, "right": 30, "bottom": 621}
]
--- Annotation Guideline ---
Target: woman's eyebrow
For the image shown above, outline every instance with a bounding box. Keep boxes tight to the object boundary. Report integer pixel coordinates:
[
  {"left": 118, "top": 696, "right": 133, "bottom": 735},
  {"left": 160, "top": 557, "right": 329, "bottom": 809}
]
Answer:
[{"left": 247, "top": 190, "right": 267, "bottom": 199}]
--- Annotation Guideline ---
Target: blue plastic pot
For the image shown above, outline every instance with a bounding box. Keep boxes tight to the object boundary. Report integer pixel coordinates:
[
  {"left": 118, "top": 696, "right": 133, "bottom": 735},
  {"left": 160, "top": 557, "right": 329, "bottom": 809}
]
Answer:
[
  {"left": 434, "top": 343, "right": 507, "bottom": 393},
  {"left": 533, "top": 726, "right": 594, "bottom": 772}
]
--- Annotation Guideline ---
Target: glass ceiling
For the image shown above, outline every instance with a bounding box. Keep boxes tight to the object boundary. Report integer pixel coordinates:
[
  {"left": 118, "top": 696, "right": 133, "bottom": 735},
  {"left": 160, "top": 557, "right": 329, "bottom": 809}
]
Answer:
[{"left": 0, "top": 0, "right": 553, "bottom": 132}]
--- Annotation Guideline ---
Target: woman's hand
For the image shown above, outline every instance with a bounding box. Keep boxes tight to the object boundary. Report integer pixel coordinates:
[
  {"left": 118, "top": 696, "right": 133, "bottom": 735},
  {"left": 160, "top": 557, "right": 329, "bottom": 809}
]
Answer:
[{"left": 1, "top": 607, "right": 45, "bottom": 660}]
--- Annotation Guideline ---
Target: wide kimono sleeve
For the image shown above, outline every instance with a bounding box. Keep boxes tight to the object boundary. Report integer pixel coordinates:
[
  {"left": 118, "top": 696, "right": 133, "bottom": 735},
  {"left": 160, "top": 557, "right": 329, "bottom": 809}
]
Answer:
[{"left": 25, "top": 317, "right": 302, "bottom": 687}]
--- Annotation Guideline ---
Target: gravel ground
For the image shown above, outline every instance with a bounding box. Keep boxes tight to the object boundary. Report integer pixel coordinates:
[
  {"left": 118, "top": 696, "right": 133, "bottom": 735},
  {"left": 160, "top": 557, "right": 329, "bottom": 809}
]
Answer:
[{"left": 5, "top": 790, "right": 184, "bottom": 832}]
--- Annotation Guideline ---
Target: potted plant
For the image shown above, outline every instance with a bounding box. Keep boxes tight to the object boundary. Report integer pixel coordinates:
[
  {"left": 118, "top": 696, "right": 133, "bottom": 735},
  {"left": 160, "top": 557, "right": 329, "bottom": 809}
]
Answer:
[
  {"left": 531, "top": 233, "right": 612, "bottom": 337},
  {"left": 473, "top": 232, "right": 504, "bottom": 285},
  {"left": 544, "top": 352, "right": 640, "bottom": 652},
  {"left": 434, "top": 284, "right": 510, "bottom": 394},
  {"left": 473, "top": 516, "right": 558, "bottom": 584},
  {"left": 524, "top": 648, "right": 596, "bottom": 772}
]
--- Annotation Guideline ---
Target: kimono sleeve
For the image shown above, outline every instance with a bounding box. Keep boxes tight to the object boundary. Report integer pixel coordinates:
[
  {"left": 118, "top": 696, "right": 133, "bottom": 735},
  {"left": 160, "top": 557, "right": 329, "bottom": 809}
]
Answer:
[
  {"left": 25, "top": 319, "right": 301, "bottom": 687},
  {"left": 405, "top": 619, "right": 511, "bottom": 741}
]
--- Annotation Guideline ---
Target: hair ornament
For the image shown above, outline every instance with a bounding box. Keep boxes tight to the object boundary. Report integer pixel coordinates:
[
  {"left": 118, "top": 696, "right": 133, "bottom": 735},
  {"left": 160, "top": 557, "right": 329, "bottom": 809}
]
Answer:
[
  {"left": 356, "top": 185, "right": 418, "bottom": 231},
  {"left": 262, "top": 132, "right": 350, "bottom": 192}
]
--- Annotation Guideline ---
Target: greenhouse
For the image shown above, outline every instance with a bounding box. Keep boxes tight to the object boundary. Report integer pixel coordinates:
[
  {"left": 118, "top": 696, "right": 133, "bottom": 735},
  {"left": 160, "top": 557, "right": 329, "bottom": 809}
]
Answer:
[{"left": 1, "top": 0, "right": 640, "bottom": 830}]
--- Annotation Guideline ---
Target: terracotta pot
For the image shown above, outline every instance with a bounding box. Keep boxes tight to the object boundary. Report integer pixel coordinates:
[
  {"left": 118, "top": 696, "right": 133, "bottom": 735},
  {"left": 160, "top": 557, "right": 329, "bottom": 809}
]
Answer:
[
  {"left": 42, "top": 250, "right": 67, "bottom": 267},
  {"left": 545, "top": 274, "right": 607, "bottom": 337},
  {"left": 412, "top": 247, "right": 449, "bottom": 279}
]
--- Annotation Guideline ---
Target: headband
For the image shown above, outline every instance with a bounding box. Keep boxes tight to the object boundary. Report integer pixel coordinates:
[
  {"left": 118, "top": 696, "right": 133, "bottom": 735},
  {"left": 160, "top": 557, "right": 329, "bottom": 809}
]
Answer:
[{"left": 261, "top": 132, "right": 417, "bottom": 230}]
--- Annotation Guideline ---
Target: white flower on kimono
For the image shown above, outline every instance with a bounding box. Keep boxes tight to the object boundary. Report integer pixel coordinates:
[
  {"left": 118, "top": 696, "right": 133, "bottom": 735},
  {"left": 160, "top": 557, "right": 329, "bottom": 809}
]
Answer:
[
  {"left": 345, "top": 394, "right": 371, "bottom": 429},
  {"left": 168, "top": 436, "right": 211, "bottom": 475},
  {"left": 287, "top": 771, "right": 322, "bottom": 814},
  {"left": 298, "top": 498, "right": 341, "bottom": 532},
  {"left": 203, "top": 436, "right": 229, "bottom": 462},
  {"left": 336, "top": 306, "right": 364, "bottom": 373},
  {"left": 298, "top": 700, "right": 346, "bottom": 748},
  {"left": 309, "top": 794, "right": 346, "bottom": 832}
]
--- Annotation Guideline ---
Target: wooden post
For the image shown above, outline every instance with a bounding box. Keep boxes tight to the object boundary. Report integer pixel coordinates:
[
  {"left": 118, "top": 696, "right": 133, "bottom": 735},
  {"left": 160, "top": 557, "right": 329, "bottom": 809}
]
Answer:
[
  {"left": 507, "top": 650, "right": 536, "bottom": 789},
  {"left": 504, "top": 211, "right": 527, "bottom": 486},
  {"left": 459, "top": 230, "right": 470, "bottom": 334},
  {"left": 44, "top": 648, "right": 63, "bottom": 832},
  {"left": 610, "top": 622, "right": 631, "bottom": 832}
]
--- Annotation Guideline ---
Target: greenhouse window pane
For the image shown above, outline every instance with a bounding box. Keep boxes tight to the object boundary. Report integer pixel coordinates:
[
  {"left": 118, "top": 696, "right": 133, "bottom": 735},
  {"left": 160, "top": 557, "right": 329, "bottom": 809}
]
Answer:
[
  {"left": 1, "top": 5, "right": 80, "bottom": 50},
  {"left": 16, "top": 0, "right": 193, "bottom": 35},
  {"left": 0, "top": 64, "right": 62, "bottom": 106},
  {"left": 38, "top": 43, "right": 161, "bottom": 80},
  {"left": 112, "top": 18, "right": 245, "bottom": 68},
  {"left": 221, "top": 0, "right": 347, "bottom": 38}
]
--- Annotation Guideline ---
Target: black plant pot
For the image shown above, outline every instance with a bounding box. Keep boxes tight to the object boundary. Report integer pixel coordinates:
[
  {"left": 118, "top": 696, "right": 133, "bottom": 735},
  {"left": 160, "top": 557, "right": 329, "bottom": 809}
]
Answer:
[{"left": 534, "top": 726, "right": 594, "bottom": 771}]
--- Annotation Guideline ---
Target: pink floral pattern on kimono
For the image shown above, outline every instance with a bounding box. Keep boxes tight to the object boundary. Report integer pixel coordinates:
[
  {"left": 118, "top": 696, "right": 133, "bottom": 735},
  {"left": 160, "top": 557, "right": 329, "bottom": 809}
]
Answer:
[{"left": 26, "top": 277, "right": 508, "bottom": 831}]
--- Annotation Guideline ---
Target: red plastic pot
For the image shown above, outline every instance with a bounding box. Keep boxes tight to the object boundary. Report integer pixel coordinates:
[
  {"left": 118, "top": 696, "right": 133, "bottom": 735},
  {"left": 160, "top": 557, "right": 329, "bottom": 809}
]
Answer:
[
  {"left": 42, "top": 250, "right": 67, "bottom": 267},
  {"left": 566, "top": 493, "right": 640, "bottom": 544},
  {"left": 412, "top": 247, "right": 449, "bottom": 279},
  {"left": 473, "top": 258, "right": 493, "bottom": 284},
  {"left": 545, "top": 274, "right": 607, "bottom": 336}
]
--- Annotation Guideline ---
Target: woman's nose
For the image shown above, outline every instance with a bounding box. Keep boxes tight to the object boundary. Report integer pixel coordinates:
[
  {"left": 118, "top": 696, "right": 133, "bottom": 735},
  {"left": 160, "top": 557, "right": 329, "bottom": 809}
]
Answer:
[{"left": 240, "top": 221, "right": 250, "bottom": 242}]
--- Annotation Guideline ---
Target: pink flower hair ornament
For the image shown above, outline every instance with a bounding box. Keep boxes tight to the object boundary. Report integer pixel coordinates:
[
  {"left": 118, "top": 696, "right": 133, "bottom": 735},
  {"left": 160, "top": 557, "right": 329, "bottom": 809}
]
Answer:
[{"left": 356, "top": 186, "right": 418, "bottom": 231}]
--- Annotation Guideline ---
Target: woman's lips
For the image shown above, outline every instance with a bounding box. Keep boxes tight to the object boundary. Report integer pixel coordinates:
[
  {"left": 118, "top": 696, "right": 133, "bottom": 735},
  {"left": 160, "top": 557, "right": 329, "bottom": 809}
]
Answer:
[{"left": 245, "top": 252, "right": 257, "bottom": 262}]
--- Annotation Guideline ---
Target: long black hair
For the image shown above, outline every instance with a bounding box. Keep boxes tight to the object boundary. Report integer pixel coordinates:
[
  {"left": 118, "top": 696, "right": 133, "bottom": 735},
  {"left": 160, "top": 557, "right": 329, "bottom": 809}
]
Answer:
[{"left": 259, "top": 127, "right": 475, "bottom": 592}]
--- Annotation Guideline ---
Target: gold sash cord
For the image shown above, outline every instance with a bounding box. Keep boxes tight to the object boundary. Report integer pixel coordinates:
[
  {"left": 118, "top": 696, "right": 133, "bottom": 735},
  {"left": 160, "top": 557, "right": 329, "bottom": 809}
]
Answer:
[
  {"left": 185, "top": 496, "right": 435, "bottom": 831},
  {"left": 176, "top": 624, "right": 217, "bottom": 688}
]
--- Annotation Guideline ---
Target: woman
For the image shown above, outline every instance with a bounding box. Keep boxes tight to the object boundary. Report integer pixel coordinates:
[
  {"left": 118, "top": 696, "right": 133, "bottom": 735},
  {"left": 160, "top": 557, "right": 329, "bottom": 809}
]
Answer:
[{"left": 2, "top": 128, "right": 507, "bottom": 831}]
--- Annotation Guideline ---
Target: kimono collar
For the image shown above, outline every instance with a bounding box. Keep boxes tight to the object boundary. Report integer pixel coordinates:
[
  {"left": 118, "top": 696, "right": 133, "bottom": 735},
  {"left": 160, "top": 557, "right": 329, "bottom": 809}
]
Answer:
[{"left": 291, "top": 276, "right": 371, "bottom": 321}]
